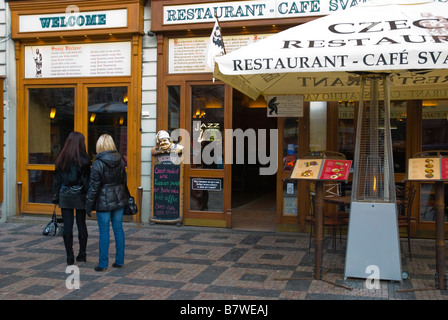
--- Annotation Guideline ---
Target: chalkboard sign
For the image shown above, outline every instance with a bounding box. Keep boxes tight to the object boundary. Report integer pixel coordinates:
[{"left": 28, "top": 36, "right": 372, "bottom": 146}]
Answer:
[{"left": 150, "top": 154, "right": 183, "bottom": 225}]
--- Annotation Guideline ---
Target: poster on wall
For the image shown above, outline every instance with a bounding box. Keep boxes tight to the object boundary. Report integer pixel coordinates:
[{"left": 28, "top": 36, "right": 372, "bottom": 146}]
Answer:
[
  {"left": 266, "top": 95, "right": 303, "bottom": 117},
  {"left": 168, "top": 34, "right": 271, "bottom": 74},
  {"left": 25, "top": 42, "right": 131, "bottom": 78}
]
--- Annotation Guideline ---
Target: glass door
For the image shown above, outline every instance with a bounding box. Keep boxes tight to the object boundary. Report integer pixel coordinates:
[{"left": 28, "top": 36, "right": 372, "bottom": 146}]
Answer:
[
  {"left": 86, "top": 86, "right": 129, "bottom": 162},
  {"left": 184, "top": 82, "right": 231, "bottom": 227},
  {"left": 24, "top": 86, "right": 76, "bottom": 209},
  {"left": 19, "top": 83, "right": 135, "bottom": 215}
]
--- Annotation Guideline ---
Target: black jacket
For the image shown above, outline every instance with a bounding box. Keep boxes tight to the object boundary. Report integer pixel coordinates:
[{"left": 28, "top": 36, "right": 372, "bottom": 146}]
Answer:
[
  {"left": 85, "top": 150, "right": 128, "bottom": 214},
  {"left": 53, "top": 154, "right": 91, "bottom": 209}
]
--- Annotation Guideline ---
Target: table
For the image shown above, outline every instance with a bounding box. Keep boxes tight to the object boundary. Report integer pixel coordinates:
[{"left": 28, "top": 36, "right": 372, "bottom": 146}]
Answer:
[
  {"left": 313, "top": 184, "right": 350, "bottom": 279},
  {"left": 324, "top": 195, "right": 351, "bottom": 206},
  {"left": 403, "top": 178, "right": 446, "bottom": 290}
]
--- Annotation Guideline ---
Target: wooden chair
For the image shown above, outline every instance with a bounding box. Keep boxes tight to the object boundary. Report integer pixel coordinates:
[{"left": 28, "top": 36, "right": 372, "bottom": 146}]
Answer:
[
  {"left": 306, "top": 185, "right": 349, "bottom": 252},
  {"left": 396, "top": 184, "right": 416, "bottom": 260}
]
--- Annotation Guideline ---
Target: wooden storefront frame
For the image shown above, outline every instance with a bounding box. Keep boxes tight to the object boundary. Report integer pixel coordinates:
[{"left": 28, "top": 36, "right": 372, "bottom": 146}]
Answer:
[
  {"left": 151, "top": 0, "right": 447, "bottom": 235},
  {"left": 11, "top": 0, "right": 145, "bottom": 219},
  {"left": 0, "top": 78, "right": 4, "bottom": 204}
]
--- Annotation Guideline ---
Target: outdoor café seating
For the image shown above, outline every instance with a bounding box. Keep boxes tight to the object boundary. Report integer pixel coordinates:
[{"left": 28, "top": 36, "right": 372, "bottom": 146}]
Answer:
[
  {"left": 306, "top": 184, "right": 349, "bottom": 252},
  {"left": 396, "top": 184, "right": 417, "bottom": 260}
]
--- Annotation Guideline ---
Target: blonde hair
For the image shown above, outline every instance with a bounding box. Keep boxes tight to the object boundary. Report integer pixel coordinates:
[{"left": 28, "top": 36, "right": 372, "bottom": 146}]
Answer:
[{"left": 96, "top": 134, "right": 117, "bottom": 154}]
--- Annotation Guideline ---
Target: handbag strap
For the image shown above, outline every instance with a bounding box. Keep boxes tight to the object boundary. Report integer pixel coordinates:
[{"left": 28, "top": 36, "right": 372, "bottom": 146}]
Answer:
[
  {"left": 50, "top": 204, "right": 58, "bottom": 236},
  {"left": 52, "top": 204, "right": 57, "bottom": 221}
]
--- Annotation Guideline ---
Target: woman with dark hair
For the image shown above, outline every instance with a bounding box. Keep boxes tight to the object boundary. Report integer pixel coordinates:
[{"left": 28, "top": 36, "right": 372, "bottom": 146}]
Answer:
[{"left": 53, "top": 131, "right": 91, "bottom": 265}]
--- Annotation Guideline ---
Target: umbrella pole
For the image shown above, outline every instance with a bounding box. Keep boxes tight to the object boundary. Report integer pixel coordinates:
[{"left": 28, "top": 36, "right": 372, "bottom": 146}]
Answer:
[{"left": 314, "top": 181, "right": 324, "bottom": 280}]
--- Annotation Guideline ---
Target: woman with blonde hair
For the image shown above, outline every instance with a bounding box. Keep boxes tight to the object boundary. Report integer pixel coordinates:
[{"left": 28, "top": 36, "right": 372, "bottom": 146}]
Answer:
[{"left": 86, "top": 134, "right": 127, "bottom": 271}]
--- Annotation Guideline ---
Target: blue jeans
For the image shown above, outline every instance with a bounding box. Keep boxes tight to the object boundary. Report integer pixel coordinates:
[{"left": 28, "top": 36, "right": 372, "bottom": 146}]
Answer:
[{"left": 96, "top": 207, "right": 125, "bottom": 268}]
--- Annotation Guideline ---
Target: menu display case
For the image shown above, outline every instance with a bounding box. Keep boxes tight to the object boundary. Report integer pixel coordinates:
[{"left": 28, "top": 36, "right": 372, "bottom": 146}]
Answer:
[{"left": 291, "top": 158, "right": 352, "bottom": 182}]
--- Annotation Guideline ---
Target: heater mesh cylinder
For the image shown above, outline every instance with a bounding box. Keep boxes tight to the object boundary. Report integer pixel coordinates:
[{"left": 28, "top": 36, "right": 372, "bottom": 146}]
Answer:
[{"left": 351, "top": 74, "right": 396, "bottom": 203}]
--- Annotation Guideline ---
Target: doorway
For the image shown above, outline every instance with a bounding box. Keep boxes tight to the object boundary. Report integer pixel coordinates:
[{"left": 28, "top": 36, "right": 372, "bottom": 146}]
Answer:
[{"left": 231, "top": 92, "right": 277, "bottom": 231}]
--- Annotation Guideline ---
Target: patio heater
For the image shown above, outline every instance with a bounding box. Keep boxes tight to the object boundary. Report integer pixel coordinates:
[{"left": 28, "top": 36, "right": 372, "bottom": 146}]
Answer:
[{"left": 344, "top": 74, "right": 402, "bottom": 282}]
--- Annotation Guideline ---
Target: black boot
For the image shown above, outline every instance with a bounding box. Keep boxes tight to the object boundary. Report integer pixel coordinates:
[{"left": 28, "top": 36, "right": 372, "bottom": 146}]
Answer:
[
  {"left": 63, "top": 233, "right": 74, "bottom": 265},
  {"left": 76, "top": 233, "right": 88, "bottom": 262}
]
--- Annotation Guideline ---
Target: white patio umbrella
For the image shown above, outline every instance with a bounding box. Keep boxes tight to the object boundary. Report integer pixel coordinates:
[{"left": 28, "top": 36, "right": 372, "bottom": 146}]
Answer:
[
  {"left": 214, "top": 0, "right": 448, "bottom": 284},
  {"left": 214, "top": 0, "right": 448, "bottom": 102}
]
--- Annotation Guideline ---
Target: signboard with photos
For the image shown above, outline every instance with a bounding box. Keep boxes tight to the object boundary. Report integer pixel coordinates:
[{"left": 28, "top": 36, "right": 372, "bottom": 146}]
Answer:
[{"left": 291, "top": 158, "right": 352, "bottom": 181}]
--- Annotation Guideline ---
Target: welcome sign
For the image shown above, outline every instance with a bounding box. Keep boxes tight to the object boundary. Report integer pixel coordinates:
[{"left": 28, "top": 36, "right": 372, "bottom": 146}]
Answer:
[{"left": 19, "top": 9, "right": 127, "bottom": 33}]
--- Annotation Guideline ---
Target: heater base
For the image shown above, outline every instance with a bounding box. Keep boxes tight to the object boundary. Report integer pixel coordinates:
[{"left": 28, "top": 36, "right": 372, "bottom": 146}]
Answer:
[{"left": 344, "top": 202, "right": 402, "bottom": 282}]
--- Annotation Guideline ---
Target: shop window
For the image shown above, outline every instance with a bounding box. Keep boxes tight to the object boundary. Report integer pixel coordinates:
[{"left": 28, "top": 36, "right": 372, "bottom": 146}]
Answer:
[
  {"left": 282, "top": 118, "right": 299, "bottom": 216},
  {"left": 190, "top": 85, "right": 224, "bottom": 169},
  {"left": 189, "top": 177, "right": 224, "bottom": 212},
  {"left": 283, "top": 179, "right": 297, "bottom": 216},
  {"left": 283, "top": 118, "right": 298, "bottom": 171},
  {"left": 168, "top": 86, "right": 180, "bottom": 134},
  {"left": 88, "top": 87, "right": 128, "bottom": 164},
  {"left": 309, "top": 102, "right": 327, "bottom": 151},
  {"left": 27, "top": 87, "right": 74, "bottom": 204},
  {"left": 28, "top": 88, "right": 75, "bottom": 165},
  {"left": 338, "top": 101, "right": 355, "bottom": 161},
  {"left": 421, "top": 100, "right": 448, "bottom": 222},
  {"left": 390, "top": 101, "right": 407, "bottom": 173},
  {"left": 422, "top": 100, "right": 448, "bottom": 151},
  {"left": 29, "top": 170, "right": 54, "bottom": 204}
]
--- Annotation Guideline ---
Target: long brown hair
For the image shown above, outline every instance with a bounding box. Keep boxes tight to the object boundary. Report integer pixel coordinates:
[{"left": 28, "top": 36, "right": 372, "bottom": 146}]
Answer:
[{"left": 55, "top": 131, "right": 89, "bottom": 172}]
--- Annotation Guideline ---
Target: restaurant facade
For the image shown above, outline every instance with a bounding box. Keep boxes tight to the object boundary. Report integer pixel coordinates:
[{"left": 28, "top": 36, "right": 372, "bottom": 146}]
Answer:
[
  {"left": 1, "top": 0, "right": 150, "bottom": 222},
  {"left": 0, "top": 0, "right": 447, "bottom": 238}
]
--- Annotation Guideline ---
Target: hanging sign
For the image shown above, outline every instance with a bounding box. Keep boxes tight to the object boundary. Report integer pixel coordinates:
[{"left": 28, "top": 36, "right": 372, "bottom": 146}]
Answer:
[
  {"left": 267, "top": 95, "right": 303, "bottom": 117},
  {"left": 24, "top": 42, "right": 131, "bottom": 78}
]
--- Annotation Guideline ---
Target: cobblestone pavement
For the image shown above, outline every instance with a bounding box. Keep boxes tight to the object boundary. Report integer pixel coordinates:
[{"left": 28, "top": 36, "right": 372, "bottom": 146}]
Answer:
[{"left": 0, "top": 220, "right": 447, "bottom": 304}]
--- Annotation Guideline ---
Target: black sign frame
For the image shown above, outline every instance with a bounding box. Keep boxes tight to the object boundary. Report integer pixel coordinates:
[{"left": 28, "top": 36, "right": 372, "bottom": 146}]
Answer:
[{"left": 150, "top": 154, "right": 183, "bottom": 226}]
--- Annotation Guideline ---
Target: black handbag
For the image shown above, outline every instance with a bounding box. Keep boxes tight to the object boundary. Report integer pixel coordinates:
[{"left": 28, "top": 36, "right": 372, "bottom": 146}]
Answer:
[
  {"left": 124, "top": 186, "right": 138, "bottom": 216},
  {"left": 43, "top": 205, "right": 64, "bottom": 236}
]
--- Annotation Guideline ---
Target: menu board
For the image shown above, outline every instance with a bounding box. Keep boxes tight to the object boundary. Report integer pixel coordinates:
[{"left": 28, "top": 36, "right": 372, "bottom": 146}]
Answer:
[
  {"left": 25, "top": 42, "right": 131, "bottom": 78},
  {"left": 168, "top": 34, "right": 271, "bottom": 73},
  {"left": 291, "top": 158, "right": 352, "bottom": 181},
  {"left": 291, "top": 159, "right": 323, "bottom": 180},
  {"left": 441, "top": 158, "right": 448, "bottom": 180},
  {"left": 151, "top": 154, "right": 183, "bottom": 224},
  {"left": 408, "top": 157, "right": 441, "bottom": 181},
  {"left": 320, "top": 159, "right": 352, "bottom": 181}
]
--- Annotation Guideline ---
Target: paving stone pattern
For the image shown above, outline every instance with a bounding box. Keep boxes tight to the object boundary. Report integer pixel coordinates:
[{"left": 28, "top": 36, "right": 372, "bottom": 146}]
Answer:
[{"left": 0, "top": 222, "right": 447, "bottom": 301}]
